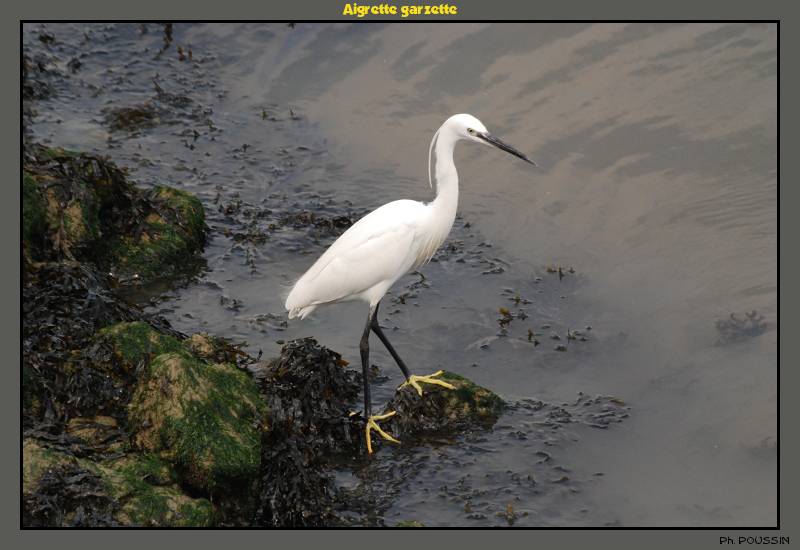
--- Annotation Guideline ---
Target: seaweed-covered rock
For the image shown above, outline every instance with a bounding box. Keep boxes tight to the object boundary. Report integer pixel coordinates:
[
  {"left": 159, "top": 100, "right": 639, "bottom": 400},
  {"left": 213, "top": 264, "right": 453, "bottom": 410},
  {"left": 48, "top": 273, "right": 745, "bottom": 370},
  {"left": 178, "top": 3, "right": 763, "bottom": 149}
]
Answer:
[
  {"left": 384, "top": 371, "right": 505, "bottom": 439},
  {"left": 23, "top": 146, "right": 135, "bottom": 262},
  {"left": 22, "top": 141, "right": 211, "bottom": 483},
  {"left": 23, "top": 445, "right": 120, "bottom": 527},
  {"left": 107, "top": 454, "right": 214, "bottom": 526},
  {"left": 128, "top": 350, "right": 266, "bottom": 493},
  {"left": 23, "top": 264, "right": 140, "bottom": 362},
  {"left": 254, "top": 338, "right": 362, "bottom": 527},
  {"left": 23, "top": 439, "right": 213, "bottom": 527},
  {"left": 26, "top": 319, "right": 265, "bottom": 525},
  {"left": 258, "top": 338, "right": 361, "bottom": 455},
  {"left": 255, "top": 436, "right": 340, "bottom": 527},
  {"left": 22, "top": 144, "right": 206, "bottom": 285},
  {"left": 23, "top": 322, "right": 189, "bottom": 458},
  {"left": 22, "top": 263, "right": 143, "bottom": 428},
  {"left": 108, "top": 185, "right": 205, "bottom": 283}
]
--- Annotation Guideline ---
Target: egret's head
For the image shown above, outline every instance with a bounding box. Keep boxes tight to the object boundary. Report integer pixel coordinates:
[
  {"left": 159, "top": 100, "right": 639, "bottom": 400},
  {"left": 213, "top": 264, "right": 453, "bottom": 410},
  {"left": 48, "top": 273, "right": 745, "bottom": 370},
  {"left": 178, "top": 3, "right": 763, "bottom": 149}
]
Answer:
[
  {"left": 446, "top": 113, "right": 536, "bottom": 165},
  {"left": 447, "top": 113, "right": 489, "bottom": 141}
]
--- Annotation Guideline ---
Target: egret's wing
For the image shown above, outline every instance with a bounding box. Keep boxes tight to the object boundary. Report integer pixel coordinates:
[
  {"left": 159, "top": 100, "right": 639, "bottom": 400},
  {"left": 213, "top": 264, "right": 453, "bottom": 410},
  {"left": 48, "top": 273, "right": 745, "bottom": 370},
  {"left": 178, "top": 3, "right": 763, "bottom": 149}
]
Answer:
[
  {"left": 298, "top": 225, "right": 416, "bottom": 304},
  {"left": 285, "top": 200, "right": 425, "bottom": 312}
]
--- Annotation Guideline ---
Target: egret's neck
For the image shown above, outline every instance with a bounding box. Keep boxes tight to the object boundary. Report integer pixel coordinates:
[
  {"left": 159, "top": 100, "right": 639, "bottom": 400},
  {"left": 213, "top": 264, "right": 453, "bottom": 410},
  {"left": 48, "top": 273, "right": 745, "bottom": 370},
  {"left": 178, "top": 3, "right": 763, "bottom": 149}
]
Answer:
[{"left": 432, "top": 130, "right": 459, "bottom": 220}]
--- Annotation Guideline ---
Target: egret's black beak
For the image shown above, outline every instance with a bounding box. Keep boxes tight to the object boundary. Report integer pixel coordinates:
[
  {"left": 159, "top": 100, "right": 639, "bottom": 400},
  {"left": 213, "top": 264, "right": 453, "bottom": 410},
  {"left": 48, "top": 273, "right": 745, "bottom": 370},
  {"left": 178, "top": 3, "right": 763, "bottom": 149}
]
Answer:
[{"left": 478, "top": 132, "right": 537, "bottom": 166}]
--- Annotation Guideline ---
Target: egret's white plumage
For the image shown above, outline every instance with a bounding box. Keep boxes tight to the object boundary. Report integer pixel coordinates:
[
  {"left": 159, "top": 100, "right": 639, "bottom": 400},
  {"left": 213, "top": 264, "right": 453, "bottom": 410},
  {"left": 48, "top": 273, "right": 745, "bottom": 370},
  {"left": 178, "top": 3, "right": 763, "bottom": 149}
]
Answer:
[
  {"left": 285, "top": 199, "right": 427, "bottom": 319},
  {"left": 283, "top": 113, "right": 535, "bottom": 453},
  {"left": 284, "top": 114, "right": 512, "bottom": 319}
]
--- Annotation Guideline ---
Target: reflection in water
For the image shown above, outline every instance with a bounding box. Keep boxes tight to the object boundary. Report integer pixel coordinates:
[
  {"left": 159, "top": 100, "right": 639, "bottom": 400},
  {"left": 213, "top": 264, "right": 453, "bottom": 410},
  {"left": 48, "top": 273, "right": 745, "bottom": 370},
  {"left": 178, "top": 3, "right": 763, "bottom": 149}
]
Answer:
[{"left": 24, "top": 22, "right": 776, "bottom": 526}]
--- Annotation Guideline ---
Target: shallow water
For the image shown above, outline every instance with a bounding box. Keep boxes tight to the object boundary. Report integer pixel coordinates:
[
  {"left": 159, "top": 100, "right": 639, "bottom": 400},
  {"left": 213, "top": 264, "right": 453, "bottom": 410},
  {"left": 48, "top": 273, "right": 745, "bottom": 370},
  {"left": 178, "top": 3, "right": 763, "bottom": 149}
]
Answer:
[{"left": 23, "top": 22, "right": 777, "bottom": 526}]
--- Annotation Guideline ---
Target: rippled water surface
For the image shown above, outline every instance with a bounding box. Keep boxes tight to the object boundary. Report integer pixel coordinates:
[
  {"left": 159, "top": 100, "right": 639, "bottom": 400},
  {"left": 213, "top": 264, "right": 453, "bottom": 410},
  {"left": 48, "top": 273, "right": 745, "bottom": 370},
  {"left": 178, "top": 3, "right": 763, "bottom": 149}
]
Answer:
[{"left": 23, "top": 22, "right": 777, "bottom": 526}]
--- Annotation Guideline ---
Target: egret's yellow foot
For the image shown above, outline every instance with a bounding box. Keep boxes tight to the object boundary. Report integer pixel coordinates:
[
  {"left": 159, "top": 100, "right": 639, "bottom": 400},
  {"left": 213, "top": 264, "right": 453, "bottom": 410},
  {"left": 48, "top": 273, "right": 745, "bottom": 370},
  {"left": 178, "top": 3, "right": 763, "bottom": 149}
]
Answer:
[
  {"left": 365, "top": 410, "right": 400, "bottom": 454},
  {"left": 399, "top": 370, "right": 456, "bottom": 397}
]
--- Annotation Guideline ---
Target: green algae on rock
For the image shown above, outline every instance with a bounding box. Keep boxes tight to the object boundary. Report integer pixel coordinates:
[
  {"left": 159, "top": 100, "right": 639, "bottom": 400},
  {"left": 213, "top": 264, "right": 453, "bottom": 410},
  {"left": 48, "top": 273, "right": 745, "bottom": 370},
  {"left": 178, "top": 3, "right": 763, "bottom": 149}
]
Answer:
[
  {"left": 108, "top": 454, "right": 213, "bottom": 526},
  {"left": 149, "top": 186, "right": 206, "bottom": 244},
  {"left": 23, "top": 439, "right": 213, "bottom": 527},
  {"left": 383, "top": 371, "right": 506, "bottom": 441},
  {"left": 108, "top": 185, "right": 206, "bottom": 283},
  {"left": 96, "top": 321, "right": 185, "bottom": 371},
  {"left": 97, "top": 323, "right": 239, "bottom": 371},
  {"left": 436, "top": 371, "right": 506, "bottom": 423},
  {"left": 128, "top": 351, "right": 266, "bottom": 493}
]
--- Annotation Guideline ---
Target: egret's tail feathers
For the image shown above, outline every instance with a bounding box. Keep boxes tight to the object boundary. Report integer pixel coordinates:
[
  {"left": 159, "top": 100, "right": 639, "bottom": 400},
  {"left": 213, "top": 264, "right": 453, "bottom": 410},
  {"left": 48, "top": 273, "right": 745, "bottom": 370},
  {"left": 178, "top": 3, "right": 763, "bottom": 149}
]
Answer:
[
  {"left": 285, "top": 283, "right": 318, "bottom": 320},
  {"left": 287, "top": 304, "right": 317, "bottom": 320}
]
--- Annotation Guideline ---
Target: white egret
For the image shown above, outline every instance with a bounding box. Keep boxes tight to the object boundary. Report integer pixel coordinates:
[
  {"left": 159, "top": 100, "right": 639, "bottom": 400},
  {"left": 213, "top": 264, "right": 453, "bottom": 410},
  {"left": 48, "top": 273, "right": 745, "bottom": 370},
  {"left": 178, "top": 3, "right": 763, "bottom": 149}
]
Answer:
[{"left": 285, "top": 114, "right": 536, "bottom": 453}]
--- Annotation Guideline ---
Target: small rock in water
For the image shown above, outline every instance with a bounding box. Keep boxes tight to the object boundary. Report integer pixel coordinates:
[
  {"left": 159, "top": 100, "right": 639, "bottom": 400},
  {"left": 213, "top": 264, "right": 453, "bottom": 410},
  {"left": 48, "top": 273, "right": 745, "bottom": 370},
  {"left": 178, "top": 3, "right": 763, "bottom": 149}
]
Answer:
[
  {"left": 383, "top": 371, "right": 505, "bottom": 441},
  {"left": 396, "top": 520, "right": 425, "bottom": 527}
]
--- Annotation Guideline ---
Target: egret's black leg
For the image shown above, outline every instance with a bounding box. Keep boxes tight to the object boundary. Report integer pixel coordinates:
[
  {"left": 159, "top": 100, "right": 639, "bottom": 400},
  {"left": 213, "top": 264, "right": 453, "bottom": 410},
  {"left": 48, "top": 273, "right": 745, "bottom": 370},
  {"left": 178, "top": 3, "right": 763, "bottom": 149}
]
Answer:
[
  {"left": 371, "top": 300, "right": 456, "bottom": 397},
  {"left": 361, "top": 304, "right": 400, "bottom": 454},
  {"left": 370, "top": 301, "right": 412, "bottom": 380},
  {"left": 360, "top": 305, "right": 376, "bottom": 417}
]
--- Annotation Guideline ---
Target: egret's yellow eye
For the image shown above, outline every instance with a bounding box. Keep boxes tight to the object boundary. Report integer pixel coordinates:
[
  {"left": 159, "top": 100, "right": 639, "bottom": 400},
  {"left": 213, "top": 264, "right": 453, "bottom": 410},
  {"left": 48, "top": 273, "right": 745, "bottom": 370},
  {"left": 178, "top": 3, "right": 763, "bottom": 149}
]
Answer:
[{"left": 467, "top": 128, "right": 475, "bottom": 135}]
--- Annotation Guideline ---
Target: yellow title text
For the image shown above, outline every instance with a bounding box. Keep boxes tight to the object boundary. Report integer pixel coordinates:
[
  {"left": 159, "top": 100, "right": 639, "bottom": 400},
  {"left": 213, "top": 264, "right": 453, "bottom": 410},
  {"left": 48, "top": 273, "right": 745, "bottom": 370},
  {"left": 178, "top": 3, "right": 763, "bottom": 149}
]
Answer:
[{"left": 342, "top": 3, "right": 458, "bottom": 17}]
